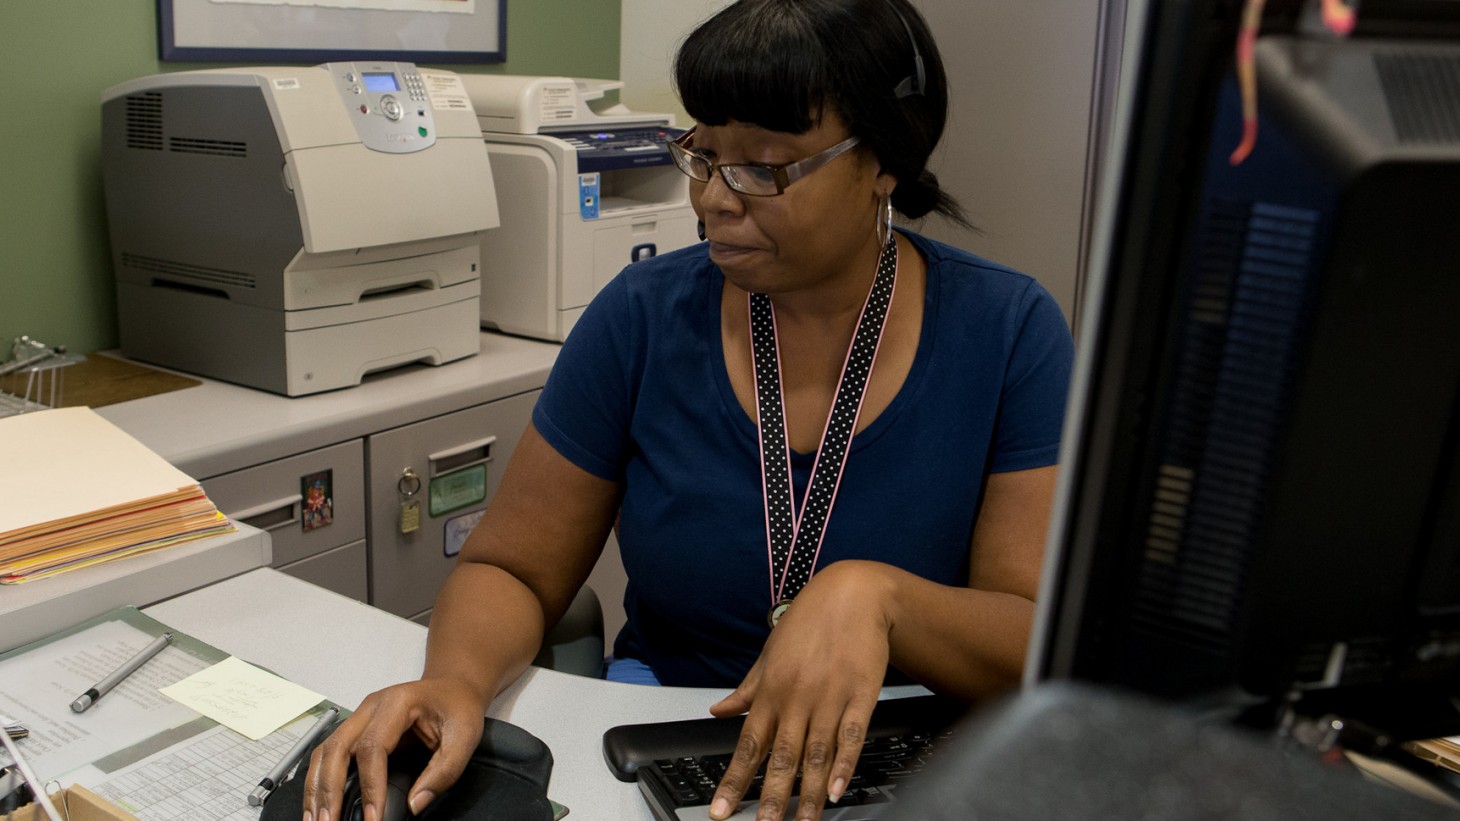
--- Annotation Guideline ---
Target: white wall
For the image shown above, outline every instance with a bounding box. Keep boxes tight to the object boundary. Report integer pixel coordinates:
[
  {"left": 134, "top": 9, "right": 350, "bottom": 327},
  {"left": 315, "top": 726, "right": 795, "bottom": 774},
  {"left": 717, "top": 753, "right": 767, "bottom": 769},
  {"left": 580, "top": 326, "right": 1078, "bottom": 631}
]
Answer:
[
  {"left": 620, "top": 0, "right": 1103, "bottom": 324},
  {"left": 619, "top": 0, "right": 733, "bottom": 125},
  {"left": 913, "top": 0, "right": 1104, "bottom": 325}
]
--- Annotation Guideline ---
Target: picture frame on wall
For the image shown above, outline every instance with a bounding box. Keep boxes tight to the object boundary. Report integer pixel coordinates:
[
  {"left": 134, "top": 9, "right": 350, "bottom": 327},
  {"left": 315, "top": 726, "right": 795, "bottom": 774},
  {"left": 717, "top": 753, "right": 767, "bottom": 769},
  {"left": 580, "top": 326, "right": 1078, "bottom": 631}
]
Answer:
[{"left": 157, "top": 0, "right": 506, "bottom": 64}]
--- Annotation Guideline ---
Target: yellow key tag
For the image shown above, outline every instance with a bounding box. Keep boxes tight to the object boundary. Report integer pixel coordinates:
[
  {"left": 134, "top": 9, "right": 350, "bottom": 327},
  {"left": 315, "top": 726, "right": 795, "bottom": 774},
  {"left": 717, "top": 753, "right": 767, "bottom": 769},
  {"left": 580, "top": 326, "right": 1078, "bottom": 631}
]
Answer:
[{"left": 400, "top": 498, "right": 421, "bottom": 534}]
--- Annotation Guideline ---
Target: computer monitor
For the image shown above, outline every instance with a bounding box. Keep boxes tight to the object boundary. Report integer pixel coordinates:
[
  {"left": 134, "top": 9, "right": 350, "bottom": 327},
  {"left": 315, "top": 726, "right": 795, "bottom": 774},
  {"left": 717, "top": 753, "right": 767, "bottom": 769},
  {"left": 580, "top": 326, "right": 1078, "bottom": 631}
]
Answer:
[{"left": 1028, "top": 0, "right": 1460, "bottom": 740}]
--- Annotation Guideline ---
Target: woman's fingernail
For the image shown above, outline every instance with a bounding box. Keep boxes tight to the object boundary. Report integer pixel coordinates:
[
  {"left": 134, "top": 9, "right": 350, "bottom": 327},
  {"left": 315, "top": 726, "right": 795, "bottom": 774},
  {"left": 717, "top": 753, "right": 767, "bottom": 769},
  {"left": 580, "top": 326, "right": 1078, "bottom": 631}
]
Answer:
[
  {"left": 303, "top": 812, "right": 314, "bottom": 821},
  {"left": 710, "top": 797, "right": 731, "bottom": 818},
  {"left": 830, "top": 777, "right": 848, "bottom": 802},
  {"left": 410, "top": 790, "right": 436, "bottom": 815}
]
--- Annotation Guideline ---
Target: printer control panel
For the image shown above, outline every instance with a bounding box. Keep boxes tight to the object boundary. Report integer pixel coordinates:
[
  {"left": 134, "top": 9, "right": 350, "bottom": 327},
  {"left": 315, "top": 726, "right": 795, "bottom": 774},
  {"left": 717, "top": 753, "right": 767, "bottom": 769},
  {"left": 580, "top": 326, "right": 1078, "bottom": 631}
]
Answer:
[
  {"left": 326, "top": 61, "right": 438, "bottom": 154},
  {"left": 555, "top": 127, "right": 685, "bottom": 173}
]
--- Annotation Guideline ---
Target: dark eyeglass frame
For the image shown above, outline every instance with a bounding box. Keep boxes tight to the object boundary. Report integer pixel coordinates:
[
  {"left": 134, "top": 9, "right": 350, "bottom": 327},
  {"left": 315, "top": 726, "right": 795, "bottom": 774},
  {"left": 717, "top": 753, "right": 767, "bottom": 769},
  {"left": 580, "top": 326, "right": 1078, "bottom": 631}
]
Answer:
[{"left": 668, "top": 127, "right": 862, "bottom": 197}]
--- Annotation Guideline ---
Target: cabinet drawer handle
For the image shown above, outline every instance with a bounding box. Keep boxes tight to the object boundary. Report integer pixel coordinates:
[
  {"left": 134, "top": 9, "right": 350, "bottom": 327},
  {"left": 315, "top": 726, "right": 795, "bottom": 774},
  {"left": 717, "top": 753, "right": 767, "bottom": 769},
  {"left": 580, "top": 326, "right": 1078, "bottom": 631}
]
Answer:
[
  {"left": 428, "top": 435, "right": 497, "bottom": 475},
  {"left": 229, "top": 495, "right": 302, "bottom": 532}
]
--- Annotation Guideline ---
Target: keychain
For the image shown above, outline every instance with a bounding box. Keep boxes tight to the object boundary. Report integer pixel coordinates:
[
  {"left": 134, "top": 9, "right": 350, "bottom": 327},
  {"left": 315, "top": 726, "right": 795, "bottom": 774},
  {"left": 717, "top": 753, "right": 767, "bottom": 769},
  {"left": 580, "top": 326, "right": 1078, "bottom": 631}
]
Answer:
[{"left": 398, "top": 467, "right": 422, "bottom": 534}]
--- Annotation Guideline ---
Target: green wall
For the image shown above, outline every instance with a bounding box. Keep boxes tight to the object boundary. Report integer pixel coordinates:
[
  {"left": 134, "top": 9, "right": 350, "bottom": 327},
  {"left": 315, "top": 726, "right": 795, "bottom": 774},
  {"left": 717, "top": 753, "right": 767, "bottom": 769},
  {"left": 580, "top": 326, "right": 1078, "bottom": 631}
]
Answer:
[{"left": 0, "top": 0, "right": 621, "bottom": 357}]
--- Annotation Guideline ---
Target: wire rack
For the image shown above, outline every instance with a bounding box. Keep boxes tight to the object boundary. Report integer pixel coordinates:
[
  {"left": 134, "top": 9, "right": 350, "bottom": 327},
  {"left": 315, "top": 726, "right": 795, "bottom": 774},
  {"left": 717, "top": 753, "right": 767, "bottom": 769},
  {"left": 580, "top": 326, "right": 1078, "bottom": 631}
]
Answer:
[{"left": 0, "top": 337, "right": 85, "bottom": 419}]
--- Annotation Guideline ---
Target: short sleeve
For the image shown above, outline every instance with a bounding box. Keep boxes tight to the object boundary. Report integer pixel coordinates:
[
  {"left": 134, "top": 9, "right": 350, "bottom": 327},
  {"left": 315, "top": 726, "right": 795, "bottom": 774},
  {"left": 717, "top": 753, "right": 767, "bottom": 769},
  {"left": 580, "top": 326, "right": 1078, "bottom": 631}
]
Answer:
[
  {"left": 987, "top": 283, "right": 1074, "bottom": 473},
  {"left": 531, "top": 275, "right": 638, "bottom": 481}
]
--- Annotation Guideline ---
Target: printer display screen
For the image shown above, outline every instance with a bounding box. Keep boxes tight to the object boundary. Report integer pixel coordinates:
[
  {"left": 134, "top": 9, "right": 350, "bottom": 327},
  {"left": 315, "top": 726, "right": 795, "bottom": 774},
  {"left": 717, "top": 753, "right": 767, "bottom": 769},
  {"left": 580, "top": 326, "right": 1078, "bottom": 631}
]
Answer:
[{"left": 363, "top": 73, "right": 400, "bottom": 92}]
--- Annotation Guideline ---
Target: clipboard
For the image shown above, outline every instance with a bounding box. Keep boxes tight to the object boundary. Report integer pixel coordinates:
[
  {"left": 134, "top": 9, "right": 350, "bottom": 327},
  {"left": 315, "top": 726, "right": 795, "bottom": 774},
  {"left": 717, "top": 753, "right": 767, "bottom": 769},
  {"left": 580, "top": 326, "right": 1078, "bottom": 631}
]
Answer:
[{"left": 0, "top": 607, "right": 346, "bottom": 815}]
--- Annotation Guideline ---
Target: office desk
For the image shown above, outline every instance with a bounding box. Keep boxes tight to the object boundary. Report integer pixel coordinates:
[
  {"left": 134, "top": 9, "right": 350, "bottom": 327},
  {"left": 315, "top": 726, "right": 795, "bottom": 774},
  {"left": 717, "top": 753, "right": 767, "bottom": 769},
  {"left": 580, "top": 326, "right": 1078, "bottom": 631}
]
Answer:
[{"left": 141, "top": 568, "right": 730, "bottom": 821}]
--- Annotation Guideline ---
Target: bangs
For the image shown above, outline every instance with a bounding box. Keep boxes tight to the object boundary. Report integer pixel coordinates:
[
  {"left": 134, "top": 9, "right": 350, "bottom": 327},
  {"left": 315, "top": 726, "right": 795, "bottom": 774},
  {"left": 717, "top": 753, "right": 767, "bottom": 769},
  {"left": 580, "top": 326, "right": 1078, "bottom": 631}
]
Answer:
[{"left": 674, "top": 3, "right": 833, "bottom": 134}]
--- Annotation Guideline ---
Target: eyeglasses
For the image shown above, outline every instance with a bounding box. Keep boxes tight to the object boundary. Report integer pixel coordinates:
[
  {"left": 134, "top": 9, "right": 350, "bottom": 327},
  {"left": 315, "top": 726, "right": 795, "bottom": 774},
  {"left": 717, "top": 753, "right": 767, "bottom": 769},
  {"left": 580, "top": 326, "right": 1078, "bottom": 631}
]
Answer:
[{"left": 667, "top": 127, "right": 862, "bottom": 197}]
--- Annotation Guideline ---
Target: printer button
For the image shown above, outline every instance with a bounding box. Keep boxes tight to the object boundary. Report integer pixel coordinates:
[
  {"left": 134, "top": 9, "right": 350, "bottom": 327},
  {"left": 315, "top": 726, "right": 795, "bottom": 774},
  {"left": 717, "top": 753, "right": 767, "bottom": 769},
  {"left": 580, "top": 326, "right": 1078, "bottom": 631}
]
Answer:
[{"left": 381, "top": 96, "right": 404, "bottom": 121}]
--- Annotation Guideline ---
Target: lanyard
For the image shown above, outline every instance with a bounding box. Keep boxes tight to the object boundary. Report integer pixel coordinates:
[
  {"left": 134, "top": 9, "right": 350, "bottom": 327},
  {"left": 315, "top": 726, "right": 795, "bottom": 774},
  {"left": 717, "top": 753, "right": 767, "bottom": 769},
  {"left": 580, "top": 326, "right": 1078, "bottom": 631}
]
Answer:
[{"left": 751, "top": 235, "right": 898, "bottom": 627}]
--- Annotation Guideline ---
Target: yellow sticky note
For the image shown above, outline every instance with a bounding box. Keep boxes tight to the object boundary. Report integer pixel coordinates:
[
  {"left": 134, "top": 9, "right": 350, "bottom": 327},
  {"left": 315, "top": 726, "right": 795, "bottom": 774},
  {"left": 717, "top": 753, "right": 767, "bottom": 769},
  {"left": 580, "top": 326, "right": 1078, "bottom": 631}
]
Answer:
[{"left": 160, "top": 656, "right": 324, "bottom": 740}]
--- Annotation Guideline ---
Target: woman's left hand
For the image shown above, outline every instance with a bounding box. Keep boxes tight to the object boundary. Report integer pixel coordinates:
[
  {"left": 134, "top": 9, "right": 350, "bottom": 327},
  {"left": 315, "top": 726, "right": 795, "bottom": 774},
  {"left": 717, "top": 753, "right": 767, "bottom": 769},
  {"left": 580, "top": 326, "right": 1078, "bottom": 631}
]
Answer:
[{"left": 706, "top": 560, "right": 897, "bottom": 821}]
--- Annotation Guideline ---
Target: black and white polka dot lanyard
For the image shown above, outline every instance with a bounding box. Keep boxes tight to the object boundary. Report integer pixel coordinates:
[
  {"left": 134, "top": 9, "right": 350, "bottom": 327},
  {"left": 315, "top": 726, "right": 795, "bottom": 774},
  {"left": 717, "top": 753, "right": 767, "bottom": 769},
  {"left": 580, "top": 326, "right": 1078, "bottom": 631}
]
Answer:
[{"left": 751, "top": 235, "right": 898, "bottom": 628}]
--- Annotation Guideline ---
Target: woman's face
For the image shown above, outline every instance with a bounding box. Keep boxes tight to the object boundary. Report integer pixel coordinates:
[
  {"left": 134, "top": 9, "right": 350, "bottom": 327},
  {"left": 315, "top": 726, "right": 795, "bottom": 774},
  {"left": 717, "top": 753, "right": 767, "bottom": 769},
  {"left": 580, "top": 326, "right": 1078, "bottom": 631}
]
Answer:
[{"left": 689, "top": 113, "right": 889, "bottom": 296}]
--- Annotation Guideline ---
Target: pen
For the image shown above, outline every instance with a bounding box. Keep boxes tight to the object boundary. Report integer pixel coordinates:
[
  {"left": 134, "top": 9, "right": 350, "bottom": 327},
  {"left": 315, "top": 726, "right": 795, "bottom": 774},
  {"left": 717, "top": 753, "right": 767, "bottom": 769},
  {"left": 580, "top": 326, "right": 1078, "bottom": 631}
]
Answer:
[
  {"left": 247, "top": 705, "right": 340, "bottom": 807},
  {"left": 1, "top": 713, "right": 26, "bottom": 740},
  {"left": 70, "top": 632, "right": 173, "bottom": 713}
]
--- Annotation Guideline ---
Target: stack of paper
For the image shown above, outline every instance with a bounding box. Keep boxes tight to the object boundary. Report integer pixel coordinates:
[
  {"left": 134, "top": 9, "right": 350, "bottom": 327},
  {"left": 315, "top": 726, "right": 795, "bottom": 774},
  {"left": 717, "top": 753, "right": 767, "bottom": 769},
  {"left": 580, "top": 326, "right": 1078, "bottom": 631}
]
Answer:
[{"left": 0, "top": 407, "right": 233, "bottom": 584}]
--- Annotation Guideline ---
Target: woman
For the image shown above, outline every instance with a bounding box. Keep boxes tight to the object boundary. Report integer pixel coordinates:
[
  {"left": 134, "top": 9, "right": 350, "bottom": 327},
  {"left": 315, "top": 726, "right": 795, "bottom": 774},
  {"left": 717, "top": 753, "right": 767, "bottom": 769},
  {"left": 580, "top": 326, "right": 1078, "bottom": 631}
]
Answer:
[{"left": 304, "top": 1, "right": 1073, "bottom": 820}]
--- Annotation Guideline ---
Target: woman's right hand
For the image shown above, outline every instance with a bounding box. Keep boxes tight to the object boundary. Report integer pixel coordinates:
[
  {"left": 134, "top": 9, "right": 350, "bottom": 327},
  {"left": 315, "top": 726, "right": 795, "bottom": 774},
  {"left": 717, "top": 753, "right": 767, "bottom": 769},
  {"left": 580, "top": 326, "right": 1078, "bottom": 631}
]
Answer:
[{"left": 302, "top": 677, "right": 487, "bottom": 821}]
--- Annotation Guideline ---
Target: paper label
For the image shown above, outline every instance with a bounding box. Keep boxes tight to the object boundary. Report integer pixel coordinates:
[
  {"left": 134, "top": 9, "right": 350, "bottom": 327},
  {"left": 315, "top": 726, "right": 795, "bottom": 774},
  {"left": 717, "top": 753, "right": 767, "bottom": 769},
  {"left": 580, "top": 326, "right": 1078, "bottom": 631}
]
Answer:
[
  {"left": 423, "top": 72, "right": 473, "bottom": 112},
  {"left": 429, "top": 464, "right": 487, "bottom": 517}
]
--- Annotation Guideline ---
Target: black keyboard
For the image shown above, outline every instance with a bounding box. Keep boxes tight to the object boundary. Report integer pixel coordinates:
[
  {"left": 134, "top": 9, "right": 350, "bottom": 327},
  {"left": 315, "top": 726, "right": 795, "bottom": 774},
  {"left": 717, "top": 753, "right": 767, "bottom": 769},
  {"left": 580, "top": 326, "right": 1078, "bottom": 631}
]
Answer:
[
  {"left": 602, "top": 694, "right": 967, "bottom": 819},
  {"left": 642, "top": 726, "right": 956, "bottom": 810}
]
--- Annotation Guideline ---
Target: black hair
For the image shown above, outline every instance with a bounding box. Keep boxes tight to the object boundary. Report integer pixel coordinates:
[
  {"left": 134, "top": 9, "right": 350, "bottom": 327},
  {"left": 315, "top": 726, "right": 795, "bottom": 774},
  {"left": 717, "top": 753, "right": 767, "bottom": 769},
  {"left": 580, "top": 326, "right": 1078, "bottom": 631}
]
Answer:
[{"left": 674, "top": 0, "right": 969, "bottom": 226}]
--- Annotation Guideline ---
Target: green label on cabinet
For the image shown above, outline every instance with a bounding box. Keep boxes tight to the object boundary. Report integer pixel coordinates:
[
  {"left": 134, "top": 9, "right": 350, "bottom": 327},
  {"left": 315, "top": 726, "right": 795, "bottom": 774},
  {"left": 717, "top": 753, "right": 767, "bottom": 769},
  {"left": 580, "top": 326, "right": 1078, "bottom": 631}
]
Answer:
[{"left": 429, "top": 464, "right": 487, "bottom": 517}]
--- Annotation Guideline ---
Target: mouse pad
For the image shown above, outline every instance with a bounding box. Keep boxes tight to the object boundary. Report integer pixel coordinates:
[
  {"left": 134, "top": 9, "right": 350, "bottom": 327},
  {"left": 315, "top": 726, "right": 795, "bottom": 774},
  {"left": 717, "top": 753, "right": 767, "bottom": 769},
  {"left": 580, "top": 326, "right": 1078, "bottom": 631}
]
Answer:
[{"left": 259, "top": 716, "right": 555, "bottom": 821}]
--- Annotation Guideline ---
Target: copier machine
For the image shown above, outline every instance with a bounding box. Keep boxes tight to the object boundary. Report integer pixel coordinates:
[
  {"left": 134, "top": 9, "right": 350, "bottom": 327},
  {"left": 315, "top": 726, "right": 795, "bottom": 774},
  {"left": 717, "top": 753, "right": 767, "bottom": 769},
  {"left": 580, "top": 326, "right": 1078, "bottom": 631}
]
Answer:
[
  {"left": 101, "top": 62, "right": 498, "bottom": 396},
  {"left": 461, "top": 76, "right": 701, "bottom": 341}
]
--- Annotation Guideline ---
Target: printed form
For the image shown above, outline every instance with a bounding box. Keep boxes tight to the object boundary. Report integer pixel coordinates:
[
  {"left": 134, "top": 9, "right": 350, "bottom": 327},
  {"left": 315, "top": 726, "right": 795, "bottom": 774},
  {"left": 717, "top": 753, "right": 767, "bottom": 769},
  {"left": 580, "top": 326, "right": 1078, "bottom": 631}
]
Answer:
[{"left": 0, "top": 612, "right": 338, "bottom": 819}]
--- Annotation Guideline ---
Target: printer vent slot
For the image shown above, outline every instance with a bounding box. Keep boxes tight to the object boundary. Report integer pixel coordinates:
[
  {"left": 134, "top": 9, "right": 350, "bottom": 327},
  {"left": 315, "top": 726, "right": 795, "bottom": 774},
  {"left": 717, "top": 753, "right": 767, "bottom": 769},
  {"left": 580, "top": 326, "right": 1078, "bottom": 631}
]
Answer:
[
  {"left": 169, "top": 137, "right": 248, "bottom": 158},
  {"left": 124, "top": 92, "right": 164, "bottom": 151},
  {"left": 121, "top": 253, "right": 256, "bottom": 291}
]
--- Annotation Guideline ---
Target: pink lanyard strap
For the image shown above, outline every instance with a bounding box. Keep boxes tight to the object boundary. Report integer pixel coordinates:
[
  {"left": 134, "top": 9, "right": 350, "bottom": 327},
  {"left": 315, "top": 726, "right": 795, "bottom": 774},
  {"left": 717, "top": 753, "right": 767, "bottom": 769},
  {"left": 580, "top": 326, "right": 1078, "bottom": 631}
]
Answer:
[{"left": 750, "top": 235, "right": 898, "bottom": 627}]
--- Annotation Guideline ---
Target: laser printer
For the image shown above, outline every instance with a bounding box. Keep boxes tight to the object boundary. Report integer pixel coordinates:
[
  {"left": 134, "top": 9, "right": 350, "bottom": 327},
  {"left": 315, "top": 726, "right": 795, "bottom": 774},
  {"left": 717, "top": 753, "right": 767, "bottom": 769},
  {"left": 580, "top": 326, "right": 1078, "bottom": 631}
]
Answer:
[
  {"left": 100, "top": 62, "right": 498, "bottom": 396},
  {"left": 461, "top": 76, "right": 701, "bottom": 341}
]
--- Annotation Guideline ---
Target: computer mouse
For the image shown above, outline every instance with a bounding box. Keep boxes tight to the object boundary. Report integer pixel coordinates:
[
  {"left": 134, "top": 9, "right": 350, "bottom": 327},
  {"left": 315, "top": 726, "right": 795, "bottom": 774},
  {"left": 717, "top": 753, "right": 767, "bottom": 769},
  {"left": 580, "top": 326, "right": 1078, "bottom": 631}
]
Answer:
[{"left": 343, "top": 766, "right": 415, "bottom": 821}]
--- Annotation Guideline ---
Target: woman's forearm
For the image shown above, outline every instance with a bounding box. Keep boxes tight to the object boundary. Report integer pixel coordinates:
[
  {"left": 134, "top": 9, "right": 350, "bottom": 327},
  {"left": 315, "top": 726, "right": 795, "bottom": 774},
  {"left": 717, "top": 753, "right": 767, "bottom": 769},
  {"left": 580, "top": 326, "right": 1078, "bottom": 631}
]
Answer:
[
  {"left": 848, "top": 561, "right": 1034, "bottom": 700},
  {"left": 421, "top": 561, "right": 550, "bottom": 702}
]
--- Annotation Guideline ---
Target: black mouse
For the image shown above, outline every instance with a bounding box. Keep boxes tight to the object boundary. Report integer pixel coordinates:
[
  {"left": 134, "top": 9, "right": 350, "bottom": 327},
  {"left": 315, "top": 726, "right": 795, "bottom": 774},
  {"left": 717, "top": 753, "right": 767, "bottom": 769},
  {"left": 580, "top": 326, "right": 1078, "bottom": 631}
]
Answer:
[
  {"left": 258, "top": 716, "right": 553, "bottom": 821},
  {"left": 343, "top": 766, "right": 416, "bottom": 821}
]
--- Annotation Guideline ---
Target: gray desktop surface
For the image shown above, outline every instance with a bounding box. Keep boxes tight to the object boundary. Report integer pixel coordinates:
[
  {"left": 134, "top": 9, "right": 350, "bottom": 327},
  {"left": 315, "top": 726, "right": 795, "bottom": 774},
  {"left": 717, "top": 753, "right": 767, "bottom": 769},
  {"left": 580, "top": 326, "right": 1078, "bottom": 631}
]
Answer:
[
  {"left": 0, "top": 523, "right": 271, "bottom": 655},
  {"left": 142, "top": 568, "right": 730, "bottom": 821},
  {"left": 96, "top": 332, "right": 560, "bottom": 480}
]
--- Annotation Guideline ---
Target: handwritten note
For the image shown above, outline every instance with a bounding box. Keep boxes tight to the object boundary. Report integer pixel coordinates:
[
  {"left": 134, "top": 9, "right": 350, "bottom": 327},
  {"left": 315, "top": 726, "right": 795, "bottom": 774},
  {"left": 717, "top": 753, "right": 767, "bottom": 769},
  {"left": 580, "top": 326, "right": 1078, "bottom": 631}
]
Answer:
[{"left": 159, "top": 657, "right": 323, "bottom": 740}]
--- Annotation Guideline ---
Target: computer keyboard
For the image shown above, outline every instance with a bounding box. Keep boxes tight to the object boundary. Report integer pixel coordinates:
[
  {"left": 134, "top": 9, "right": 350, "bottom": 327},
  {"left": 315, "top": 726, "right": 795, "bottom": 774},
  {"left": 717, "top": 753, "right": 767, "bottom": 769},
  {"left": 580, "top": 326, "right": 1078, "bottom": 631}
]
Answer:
[
  {"left": 602, "top": 694, "right": 966, "bottom": 820},
  {"left": 641, "top": 726, "right": 956, "bottom": 810}
]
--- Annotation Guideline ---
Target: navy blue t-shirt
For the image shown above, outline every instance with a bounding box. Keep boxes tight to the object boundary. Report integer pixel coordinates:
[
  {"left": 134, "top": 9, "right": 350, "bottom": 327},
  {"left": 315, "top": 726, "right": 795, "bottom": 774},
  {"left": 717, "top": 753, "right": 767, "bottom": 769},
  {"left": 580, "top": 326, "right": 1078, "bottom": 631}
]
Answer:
[{"left": 532, "top": 231, "right": 1073, "bottom": 687}]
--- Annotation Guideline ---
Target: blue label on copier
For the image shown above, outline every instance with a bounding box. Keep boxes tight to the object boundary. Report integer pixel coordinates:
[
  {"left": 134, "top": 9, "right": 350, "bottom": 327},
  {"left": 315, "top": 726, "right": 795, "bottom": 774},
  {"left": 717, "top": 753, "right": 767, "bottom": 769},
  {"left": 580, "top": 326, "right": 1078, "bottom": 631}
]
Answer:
[{"left": 579, "top": 173, "right": 601, "bottom": 220}]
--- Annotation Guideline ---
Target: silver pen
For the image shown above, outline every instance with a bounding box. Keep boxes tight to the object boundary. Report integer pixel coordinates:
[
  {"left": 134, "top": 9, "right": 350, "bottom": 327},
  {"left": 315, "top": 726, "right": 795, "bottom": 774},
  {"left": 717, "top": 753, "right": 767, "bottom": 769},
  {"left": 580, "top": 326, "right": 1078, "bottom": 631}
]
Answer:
[
  {"left": 247, "top": 705, "right": 341, "bottom": 807},
  {"left": 70, "top": 632, "right": 173, "bottom": 713}
]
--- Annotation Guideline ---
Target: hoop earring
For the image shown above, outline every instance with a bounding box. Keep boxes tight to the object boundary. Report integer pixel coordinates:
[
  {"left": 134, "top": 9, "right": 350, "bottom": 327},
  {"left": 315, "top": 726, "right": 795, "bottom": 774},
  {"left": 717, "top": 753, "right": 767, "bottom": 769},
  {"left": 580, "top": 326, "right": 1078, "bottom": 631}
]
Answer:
[{"left": 875, "top": 197, "right": 894, "bottom": 248}]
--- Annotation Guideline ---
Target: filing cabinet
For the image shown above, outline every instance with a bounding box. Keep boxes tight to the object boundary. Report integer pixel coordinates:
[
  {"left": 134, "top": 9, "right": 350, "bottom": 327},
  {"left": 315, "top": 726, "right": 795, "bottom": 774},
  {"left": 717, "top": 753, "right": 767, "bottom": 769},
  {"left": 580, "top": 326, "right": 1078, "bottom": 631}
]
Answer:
[
  {"left": 193, "top": 394, "right": 538, "bottom": 619},
  {"left": 367, "top": 390, "right": 537, "bottom": 622},
  {"left": 200, "top": 440, "right": 369, "bottom": 602}
]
